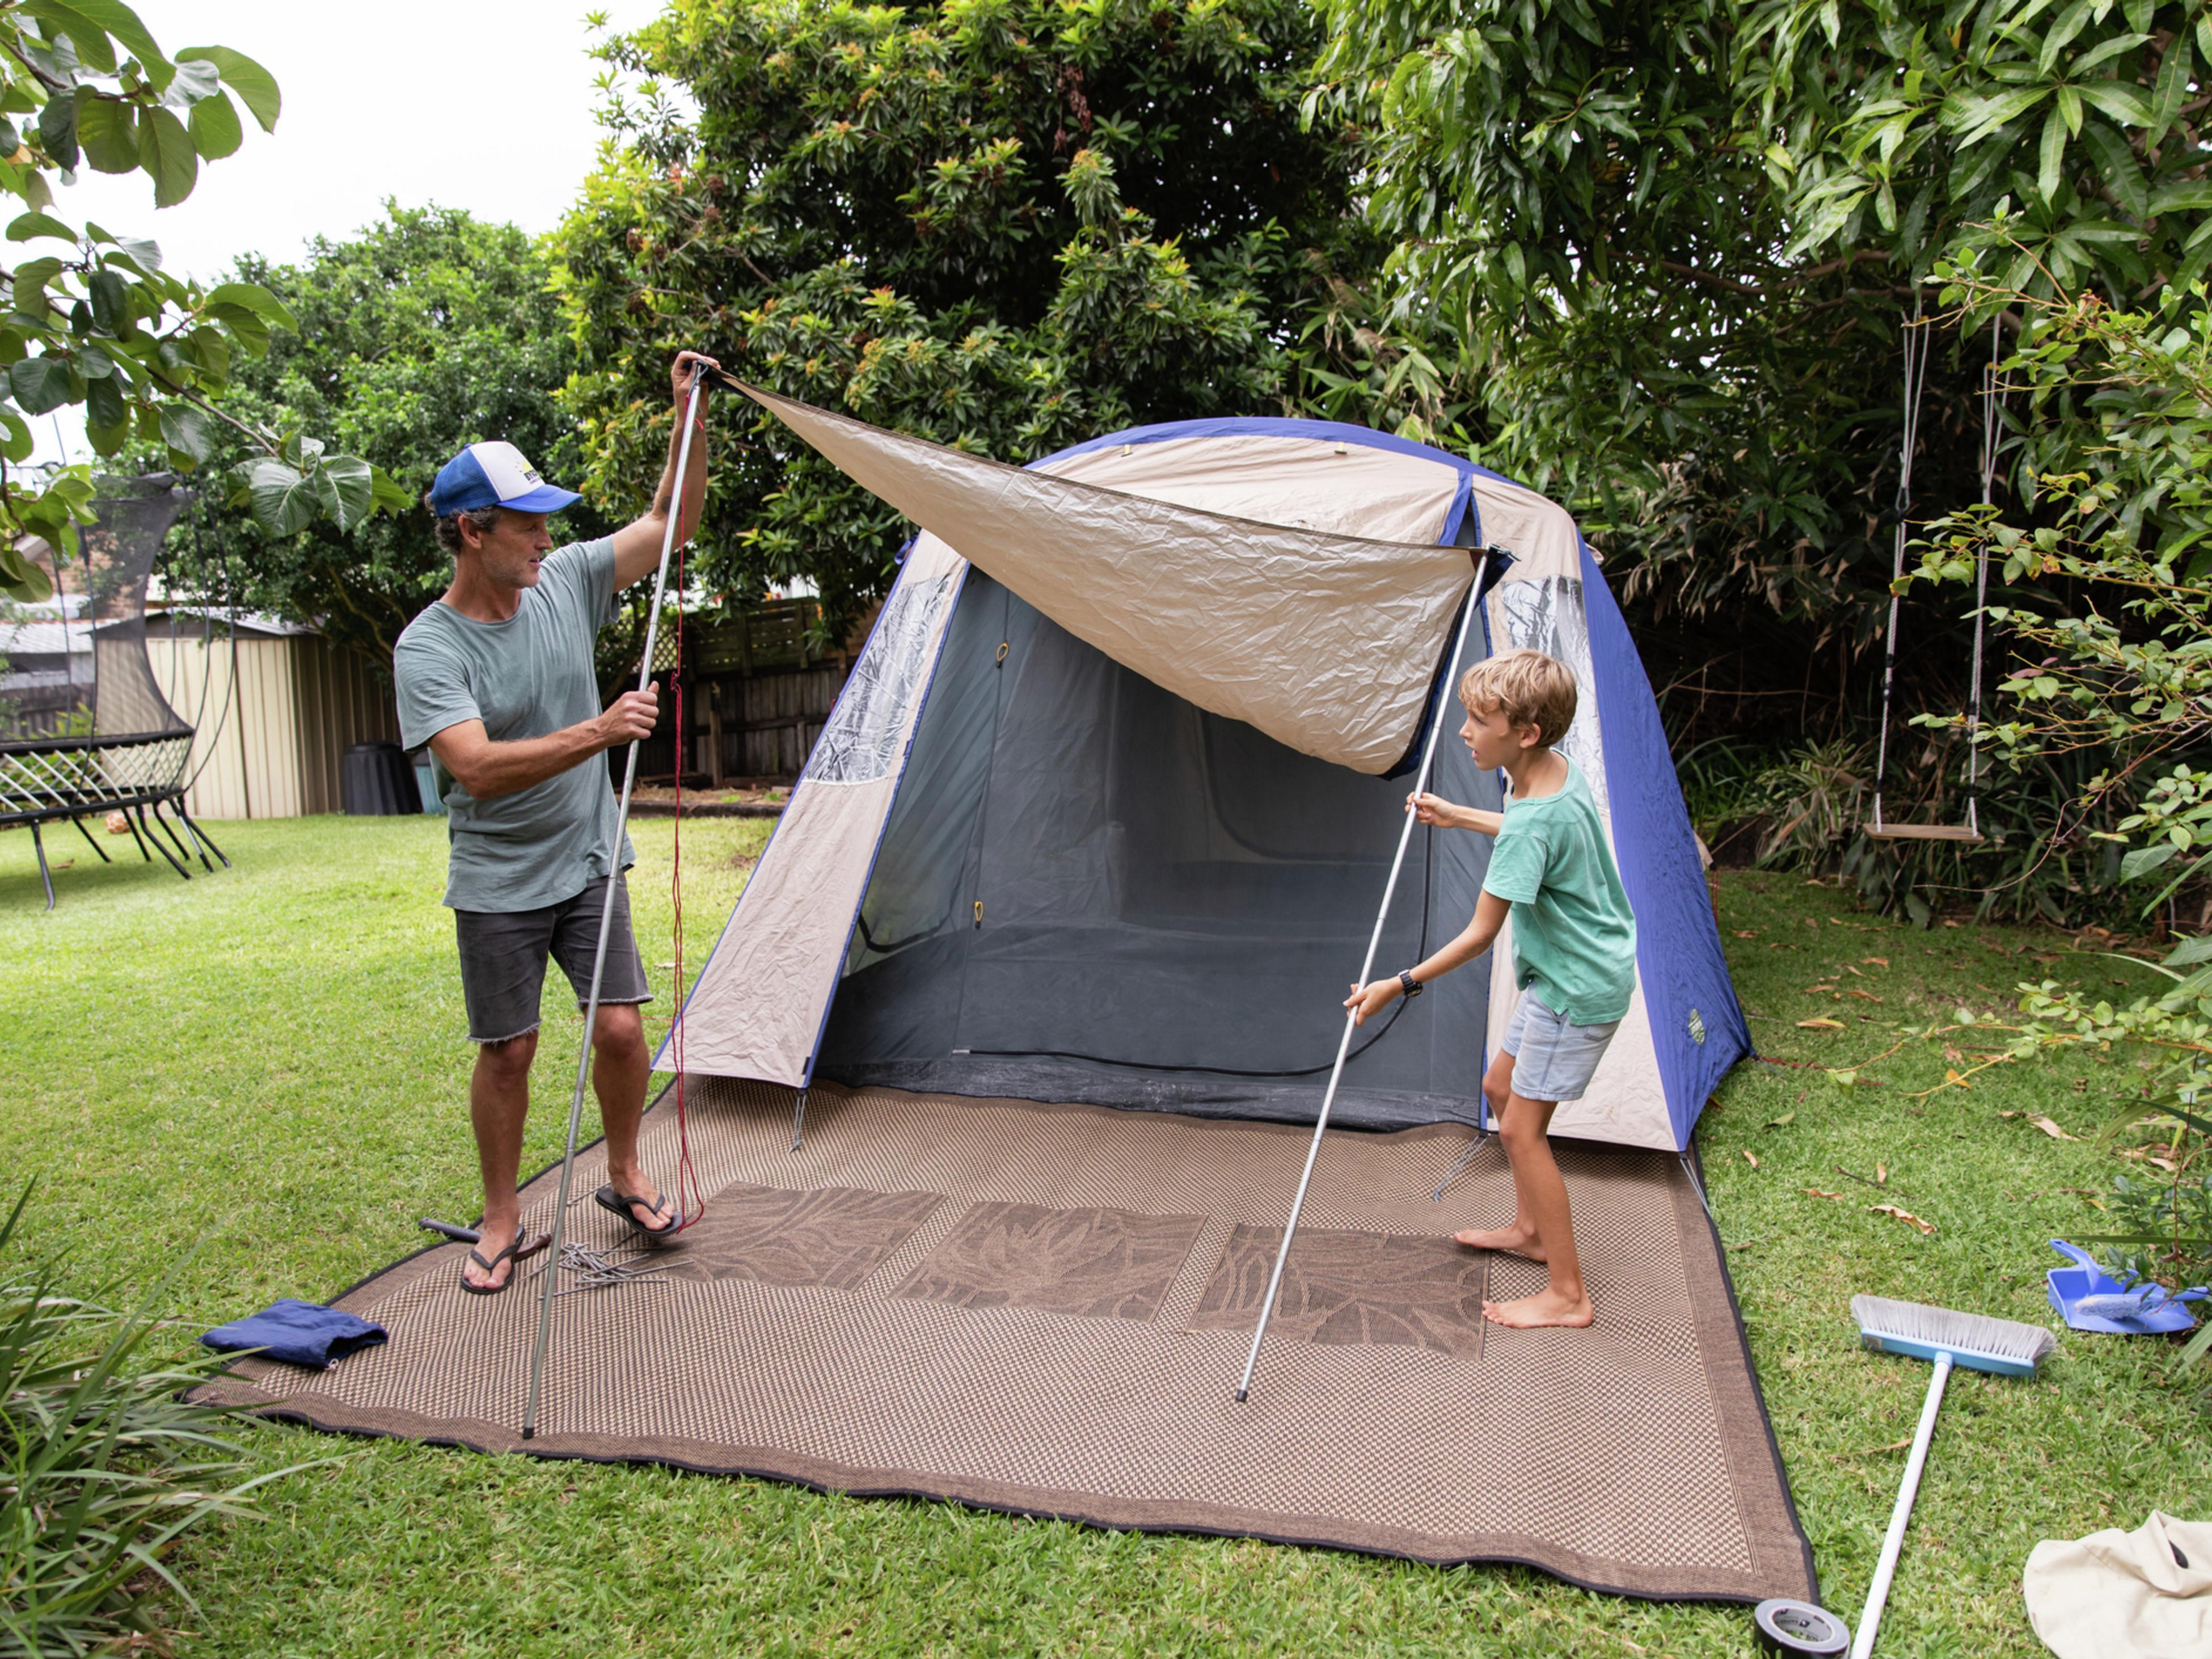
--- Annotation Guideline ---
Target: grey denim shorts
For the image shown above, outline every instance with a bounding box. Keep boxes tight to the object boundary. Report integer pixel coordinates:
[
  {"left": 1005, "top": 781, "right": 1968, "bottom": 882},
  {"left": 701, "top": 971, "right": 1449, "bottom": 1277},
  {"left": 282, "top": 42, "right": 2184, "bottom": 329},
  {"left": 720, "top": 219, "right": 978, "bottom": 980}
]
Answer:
[
  {"left": 1498, "top": 989, "right": 1620, "bottom": 1104},
  {"left": 454, "top": 872, "right": 652, "bottom": 1044}
]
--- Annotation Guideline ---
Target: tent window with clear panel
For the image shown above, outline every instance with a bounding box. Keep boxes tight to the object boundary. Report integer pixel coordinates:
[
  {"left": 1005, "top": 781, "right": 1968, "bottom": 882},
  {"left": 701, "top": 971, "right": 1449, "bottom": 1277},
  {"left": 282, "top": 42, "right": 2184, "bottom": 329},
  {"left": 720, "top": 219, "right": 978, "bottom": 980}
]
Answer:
[
  {"left": 0, "top": 477, "right": 227, "bottom": 906},
  {"left": 818, "top": 521, "right": 1504, "bottom": 1132}
]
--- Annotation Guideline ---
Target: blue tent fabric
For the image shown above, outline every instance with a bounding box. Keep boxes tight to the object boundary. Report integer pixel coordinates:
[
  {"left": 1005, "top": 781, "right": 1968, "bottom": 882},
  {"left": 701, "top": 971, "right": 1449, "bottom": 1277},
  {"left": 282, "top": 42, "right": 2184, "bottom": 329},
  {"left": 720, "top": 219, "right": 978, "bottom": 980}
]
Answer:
[
  {"left": 1578, "top": 539, "right": 1751, "bottom": 1143},
  {"left": 201, "top": 1299, "right": 389, "bottom": 1371}
]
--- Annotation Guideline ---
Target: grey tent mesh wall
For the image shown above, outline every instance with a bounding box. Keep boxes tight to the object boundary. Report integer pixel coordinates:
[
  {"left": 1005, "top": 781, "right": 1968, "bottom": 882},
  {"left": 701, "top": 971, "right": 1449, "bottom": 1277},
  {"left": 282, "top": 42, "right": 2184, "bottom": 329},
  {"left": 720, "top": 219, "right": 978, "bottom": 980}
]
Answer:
[{"left": 816, "top": 571, "right": 1505, "bottom": 1131}]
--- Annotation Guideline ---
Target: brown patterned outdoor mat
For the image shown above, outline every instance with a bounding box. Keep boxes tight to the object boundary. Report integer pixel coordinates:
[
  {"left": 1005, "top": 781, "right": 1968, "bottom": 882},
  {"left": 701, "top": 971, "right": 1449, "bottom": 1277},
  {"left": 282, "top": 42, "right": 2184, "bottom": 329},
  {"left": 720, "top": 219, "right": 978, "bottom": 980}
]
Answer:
[{"left": 195, "top": 1083, "right": 1816, "bottom": 1603}]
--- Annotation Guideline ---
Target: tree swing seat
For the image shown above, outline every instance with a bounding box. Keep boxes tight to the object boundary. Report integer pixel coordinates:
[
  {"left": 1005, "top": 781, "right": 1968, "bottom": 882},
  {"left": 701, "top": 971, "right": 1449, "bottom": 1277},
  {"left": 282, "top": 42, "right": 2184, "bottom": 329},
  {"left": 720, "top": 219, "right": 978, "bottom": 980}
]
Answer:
[
  {"left": 1864, "top": 820, "right": 1983, "bottom": 843},
  {"left": 1864, "top": 304, "right": 2001, "bottom": 860}
]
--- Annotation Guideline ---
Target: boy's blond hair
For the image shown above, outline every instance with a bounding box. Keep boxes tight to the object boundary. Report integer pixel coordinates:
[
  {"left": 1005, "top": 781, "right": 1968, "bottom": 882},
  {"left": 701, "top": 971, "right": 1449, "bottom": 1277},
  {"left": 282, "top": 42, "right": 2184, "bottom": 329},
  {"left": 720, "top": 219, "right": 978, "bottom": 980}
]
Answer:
[{"left": 1459, "top": 649, "right": 1578, "bottom": 748}]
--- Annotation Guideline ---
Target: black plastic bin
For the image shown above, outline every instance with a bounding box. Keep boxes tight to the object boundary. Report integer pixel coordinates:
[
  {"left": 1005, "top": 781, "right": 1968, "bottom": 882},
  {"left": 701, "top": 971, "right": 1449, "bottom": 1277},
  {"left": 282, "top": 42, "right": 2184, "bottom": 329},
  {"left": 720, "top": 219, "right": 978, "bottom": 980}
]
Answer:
[{"left": 341, "top": 741, "right": 420, "bottom": 816}]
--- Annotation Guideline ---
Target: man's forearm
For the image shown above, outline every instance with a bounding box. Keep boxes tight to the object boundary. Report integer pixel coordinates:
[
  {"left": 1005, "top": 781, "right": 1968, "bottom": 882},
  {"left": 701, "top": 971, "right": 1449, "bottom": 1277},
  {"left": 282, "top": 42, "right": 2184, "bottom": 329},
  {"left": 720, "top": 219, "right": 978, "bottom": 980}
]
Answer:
[
  {"left": 444, "top": 720, "right": 607, "bottom": 800},
  {"left": 649, "top": 392, "right": 708, "bottom": 544}
]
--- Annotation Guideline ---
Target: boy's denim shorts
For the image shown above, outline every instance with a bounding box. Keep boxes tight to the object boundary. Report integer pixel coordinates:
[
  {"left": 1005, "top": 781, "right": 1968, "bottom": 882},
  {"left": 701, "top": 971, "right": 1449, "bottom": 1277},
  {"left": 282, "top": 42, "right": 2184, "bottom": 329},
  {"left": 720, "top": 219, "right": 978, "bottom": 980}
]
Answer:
[
  {"left": 454, "top": 873, "right": 652, "bottom": 1044},
  {"left": 1498, "top": 989, "right": 1620, "bottom": 1103}
]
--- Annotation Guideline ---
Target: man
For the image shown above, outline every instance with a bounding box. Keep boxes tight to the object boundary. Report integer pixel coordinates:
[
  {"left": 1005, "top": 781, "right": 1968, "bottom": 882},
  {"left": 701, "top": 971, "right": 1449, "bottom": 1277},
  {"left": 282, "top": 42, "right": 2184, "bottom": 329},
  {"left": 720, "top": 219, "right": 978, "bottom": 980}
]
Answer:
[{"left": 395, "top": 351, "right": 719, "bottom": 1293}]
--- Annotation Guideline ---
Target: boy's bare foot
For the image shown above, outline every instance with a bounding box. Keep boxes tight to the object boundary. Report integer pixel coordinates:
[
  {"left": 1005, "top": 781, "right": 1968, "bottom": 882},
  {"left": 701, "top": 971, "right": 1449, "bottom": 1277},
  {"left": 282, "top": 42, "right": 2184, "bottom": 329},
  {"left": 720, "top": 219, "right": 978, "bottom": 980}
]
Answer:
[
  {"left": 1482, "top": 1288, "right": 1594, "bottom": 1328},
  {"left": 1453, "top": 1224, "right": 1547, "bottom": 1262}
]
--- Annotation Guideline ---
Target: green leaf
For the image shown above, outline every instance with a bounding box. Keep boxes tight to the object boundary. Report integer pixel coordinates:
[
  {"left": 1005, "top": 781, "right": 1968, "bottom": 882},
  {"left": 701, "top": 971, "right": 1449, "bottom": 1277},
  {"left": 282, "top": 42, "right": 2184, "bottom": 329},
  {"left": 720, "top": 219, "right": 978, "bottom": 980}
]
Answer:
[
  {"left": 185, "top": 87, "right": 240, "bottom": 159},
  {"left": 316, "top": 454, "right": 384, "bottom": 531},
  {"left": 54, "top": 0, "right": 165, "bottom": 71},
  {"left": 6, "top": 211, "right": 75, "bottom": 243},
  {"left": 2150, "top": 28, "right": 2194, "bottom": 142},
  {"left": 368, "top": 464, "right": 413, "bottom": 515},
  {"left": 83, "top": 368, "right": 125, "bottom": 431},
  {"left": 175, "top": 47, "right": 279, "bottom": 133},
  {"left": 75, "top": 92, "right": 137, "bottom": 175},
  {"left": 2037, "top": 104, "right": 2067, "bottom": 203},
  {"left": 85, "top": 267, "right": 129, "bottom": 334},
  {"left": 2072, "top": 81, "right": 2153, "bottom": 128},
  {"left": 201, "top": 281, "right": 298, "bottom": 332},
  {"left": 9, "top": 354, "right": 73, "bottom": 415},
  {"left": 157, "top": 402, "right": 211, "bottom": 465},
  {"left": 0, "top": 406, "right": 33, "bottom": 465},
  {"left": 26, "top": 2, "right": 119, "bottom": 74},
  {"left": 232, "top": 455, "right": 323, "bottom": 536},
  {"left": 2122, "top": 842, "right": 2180, "bottom": 880},
  {"left": 136, "top": 106, "right": 196, "bottom": 208},
  {"left": 36, "top": 91, "right": 78, "bottom": 173},
  {"left": 2163, "top": 935, "right": 2212, "bottom": 968},
  {"left": 164, "top": 57, "right": 220, "bottom": 105}
]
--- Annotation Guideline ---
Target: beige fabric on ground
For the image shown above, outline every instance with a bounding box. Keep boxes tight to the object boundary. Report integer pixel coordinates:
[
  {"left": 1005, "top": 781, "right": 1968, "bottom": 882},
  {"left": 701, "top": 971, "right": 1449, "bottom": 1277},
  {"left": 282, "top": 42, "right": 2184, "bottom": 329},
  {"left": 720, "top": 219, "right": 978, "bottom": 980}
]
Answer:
[
  {"left": 739, "top": 382, "right": 1478, "bottom": 774},
  {"left": 2025, "top": 1511, "right": 2212, "bottom": 1658},
  {"left": 197, "top": 1082, "right": 1816, "bottom": 1603}
]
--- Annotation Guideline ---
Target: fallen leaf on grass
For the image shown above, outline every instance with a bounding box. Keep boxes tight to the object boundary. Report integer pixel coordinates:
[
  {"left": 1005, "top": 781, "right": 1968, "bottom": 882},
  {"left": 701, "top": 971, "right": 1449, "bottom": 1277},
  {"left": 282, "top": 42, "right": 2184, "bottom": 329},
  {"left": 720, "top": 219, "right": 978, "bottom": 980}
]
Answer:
[
  {"left": 1733, "top": 929, "right": 1759, "bottom": 938},
  {"left": 1798, "top": 1018, "right": 1846, "bottom": 1030},
  {"left": 1845, "top": 963, "right": 1865, "bottom": 977},
  {"left": 1869, "top": 1204, "right": 1935, "bottom": 1235},
  {"left": 1862, "top": 956, "right": 1890, "bottom": 968},
  {"left": 1945, "top": 1067, "right": 1972, "bottom": 1090},
  {"left": 1847, "top": 989, "right": 1884, "bottom": 1003},
  {"left": 2027, "top": 1115, "right": 2079, "bottom": 1142},
  {"left": 1806, "top": 983, "right": 1839, "bottom": 993},
  {"left": 1943, "top": 1045, "right": 1964, "bottom": 1062},
  {"left": 1802, "top": 1188, "right": 1846, "bottom": 1200},
  {"left": 1744, "top": 1151, "right": 1759, "bottom": 1169},
  {"left": 1765, "top": 1111, "right": 1797, "bottom": 1128}
]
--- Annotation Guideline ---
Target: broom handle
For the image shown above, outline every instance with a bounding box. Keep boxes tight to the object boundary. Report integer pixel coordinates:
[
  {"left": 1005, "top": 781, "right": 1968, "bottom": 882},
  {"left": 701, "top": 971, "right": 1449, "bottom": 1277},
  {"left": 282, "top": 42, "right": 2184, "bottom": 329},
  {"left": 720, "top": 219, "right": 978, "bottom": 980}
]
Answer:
[
  {"left": 1235, "top": 554, "right": 1489, "bottom": 1403},
  {"left": 1852, "top": 1351, "right": 1952, "bottom": 1658}
]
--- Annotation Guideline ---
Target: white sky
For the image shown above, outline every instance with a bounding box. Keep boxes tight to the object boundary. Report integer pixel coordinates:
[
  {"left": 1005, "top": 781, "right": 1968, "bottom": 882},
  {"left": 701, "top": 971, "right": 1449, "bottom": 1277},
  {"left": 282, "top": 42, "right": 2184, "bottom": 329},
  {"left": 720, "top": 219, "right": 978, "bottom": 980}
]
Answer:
[{"left": 34, "top": 0, "right": 667, "bottom": 465}]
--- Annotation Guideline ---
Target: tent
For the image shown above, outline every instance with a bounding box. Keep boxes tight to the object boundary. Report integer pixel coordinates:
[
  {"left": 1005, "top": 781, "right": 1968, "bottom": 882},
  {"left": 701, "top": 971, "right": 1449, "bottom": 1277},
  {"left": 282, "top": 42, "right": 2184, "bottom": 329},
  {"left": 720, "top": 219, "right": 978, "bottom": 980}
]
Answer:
[{"left": 664, "top": 393, "right": 1747, "bottom": 1153}]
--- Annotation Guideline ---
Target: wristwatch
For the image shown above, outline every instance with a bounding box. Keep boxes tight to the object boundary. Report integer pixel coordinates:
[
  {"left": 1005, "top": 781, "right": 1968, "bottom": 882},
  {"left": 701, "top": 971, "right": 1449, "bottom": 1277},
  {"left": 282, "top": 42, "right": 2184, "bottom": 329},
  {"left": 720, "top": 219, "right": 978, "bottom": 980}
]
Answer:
[{"left": 1399, "top": 970, "right": 1424, "bottom": 999}]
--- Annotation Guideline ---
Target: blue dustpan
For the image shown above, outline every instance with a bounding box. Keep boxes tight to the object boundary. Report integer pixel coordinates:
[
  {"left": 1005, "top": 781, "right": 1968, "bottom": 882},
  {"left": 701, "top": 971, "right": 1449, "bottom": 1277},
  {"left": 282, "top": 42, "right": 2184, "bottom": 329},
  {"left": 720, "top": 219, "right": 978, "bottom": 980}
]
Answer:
[{"left": 2047, "top": 1240, "right": 2206, "bottom": 1335}]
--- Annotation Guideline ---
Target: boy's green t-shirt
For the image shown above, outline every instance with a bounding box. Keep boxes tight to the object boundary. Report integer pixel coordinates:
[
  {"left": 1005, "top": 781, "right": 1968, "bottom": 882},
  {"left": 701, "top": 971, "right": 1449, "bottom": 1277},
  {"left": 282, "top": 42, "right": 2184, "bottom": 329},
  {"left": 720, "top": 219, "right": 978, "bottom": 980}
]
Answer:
[{"left": 1480, "top": 755, "right": 1639, "bottom": 1024}]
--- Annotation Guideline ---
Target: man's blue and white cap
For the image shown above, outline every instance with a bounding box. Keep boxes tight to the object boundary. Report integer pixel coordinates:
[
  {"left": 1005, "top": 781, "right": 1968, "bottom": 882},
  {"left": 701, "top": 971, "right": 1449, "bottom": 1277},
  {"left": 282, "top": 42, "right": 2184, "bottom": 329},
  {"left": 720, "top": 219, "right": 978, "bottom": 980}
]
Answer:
[{"left": 429, "top": 441, "right": 581, "bottom": 516}]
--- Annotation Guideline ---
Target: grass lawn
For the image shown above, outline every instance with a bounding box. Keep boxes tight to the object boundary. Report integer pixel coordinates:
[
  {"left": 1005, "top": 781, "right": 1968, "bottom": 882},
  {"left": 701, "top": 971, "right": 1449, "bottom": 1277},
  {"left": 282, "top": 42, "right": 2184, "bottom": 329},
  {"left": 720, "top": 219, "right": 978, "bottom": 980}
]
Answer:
[{"left": 1, "top": 817, "right": 2203, "bottom": 1656}]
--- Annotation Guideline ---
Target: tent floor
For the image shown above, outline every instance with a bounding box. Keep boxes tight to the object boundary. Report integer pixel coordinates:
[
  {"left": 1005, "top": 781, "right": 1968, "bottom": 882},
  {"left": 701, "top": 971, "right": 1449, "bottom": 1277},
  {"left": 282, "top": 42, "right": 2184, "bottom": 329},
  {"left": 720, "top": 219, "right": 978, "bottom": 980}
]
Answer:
[{"left": 196, "top": 1081, "right": 1816, "bottom": 1603}]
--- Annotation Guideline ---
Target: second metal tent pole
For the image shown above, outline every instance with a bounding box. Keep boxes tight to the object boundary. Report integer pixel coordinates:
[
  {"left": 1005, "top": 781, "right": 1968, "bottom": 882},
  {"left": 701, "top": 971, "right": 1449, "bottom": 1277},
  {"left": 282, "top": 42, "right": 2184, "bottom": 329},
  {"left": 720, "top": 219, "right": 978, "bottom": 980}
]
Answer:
[
  {"left": 1236, "top": 552, "right": 1491, "bottom": 1403},
  {"left": 524, "top": 366, "right": 706, "bottom": 1441}
]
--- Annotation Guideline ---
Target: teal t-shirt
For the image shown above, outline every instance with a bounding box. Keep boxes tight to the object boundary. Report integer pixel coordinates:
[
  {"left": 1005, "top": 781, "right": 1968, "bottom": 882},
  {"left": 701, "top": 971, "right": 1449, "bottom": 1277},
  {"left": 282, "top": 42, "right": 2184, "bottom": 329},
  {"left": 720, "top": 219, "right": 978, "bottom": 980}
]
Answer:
[
  {"left": 392, "top": 539, "right": 633, "bottom": 913},
  {"left": 1480, "top": 755, "right": 1639, "bottom": 1024}
]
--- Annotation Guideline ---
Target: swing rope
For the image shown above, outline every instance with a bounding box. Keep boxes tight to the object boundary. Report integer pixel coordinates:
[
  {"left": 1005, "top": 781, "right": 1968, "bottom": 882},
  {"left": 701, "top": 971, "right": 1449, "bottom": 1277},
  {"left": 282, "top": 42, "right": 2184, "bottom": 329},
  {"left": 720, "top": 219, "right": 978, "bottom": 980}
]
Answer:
[{"left": 1867, "top": 298, "right": 1994, "bottom": 843}]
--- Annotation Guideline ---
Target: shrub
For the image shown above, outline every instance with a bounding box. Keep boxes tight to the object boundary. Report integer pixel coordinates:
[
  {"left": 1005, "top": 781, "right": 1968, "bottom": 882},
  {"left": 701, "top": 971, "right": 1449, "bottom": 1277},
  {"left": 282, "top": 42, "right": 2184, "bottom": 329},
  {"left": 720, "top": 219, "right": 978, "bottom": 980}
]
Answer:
[{"left": 0, "top": 1187, "right": 309, "bottom": 1656}]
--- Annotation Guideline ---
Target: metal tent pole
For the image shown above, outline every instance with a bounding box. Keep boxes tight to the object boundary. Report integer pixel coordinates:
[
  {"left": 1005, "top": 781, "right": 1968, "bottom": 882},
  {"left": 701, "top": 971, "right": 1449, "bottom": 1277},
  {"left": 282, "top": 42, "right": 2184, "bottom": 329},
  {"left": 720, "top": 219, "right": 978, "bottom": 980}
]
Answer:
[
  {"left": 1236, "top": 552, "right": 1491, "bottom": 1402},
  {"left": 524, "top": 366, "right": 707, "bottom": 1441}
]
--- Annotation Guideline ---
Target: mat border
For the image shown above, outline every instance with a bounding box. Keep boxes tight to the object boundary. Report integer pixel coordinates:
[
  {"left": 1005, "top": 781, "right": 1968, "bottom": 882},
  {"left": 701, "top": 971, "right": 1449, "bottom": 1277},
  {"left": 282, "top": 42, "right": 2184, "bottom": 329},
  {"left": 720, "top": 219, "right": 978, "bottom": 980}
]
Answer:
[{"left": 195, "top": 1085, "right": 1818, "bottom": 1606}]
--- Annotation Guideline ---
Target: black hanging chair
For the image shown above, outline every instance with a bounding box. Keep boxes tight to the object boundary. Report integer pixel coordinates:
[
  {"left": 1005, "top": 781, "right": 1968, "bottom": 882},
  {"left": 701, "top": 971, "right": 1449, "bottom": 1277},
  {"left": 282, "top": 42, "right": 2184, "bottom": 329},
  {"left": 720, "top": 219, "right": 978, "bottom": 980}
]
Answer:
[{"left": 1, "top": 476, "right": 229, "bottom": 907}]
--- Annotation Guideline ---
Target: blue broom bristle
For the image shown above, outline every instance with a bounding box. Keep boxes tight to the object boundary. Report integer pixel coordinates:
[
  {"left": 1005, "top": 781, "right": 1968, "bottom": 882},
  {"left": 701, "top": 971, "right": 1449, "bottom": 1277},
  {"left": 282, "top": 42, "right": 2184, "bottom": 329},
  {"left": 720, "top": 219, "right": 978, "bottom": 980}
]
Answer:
[{"left": 1851, "top": 1294, "right": 2057, "bottom": 1378}]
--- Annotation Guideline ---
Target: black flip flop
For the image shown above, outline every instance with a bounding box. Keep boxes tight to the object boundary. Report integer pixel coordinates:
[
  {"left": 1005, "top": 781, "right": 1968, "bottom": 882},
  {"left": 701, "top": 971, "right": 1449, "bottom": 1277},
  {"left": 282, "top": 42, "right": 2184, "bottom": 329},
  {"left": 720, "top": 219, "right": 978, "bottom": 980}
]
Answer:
[
  {"left": 594, "top": 1184, "right": 683, "bottom": 1247},
  {"left": 458, "top": 1226, "right": 547, "bottom": 1295}
]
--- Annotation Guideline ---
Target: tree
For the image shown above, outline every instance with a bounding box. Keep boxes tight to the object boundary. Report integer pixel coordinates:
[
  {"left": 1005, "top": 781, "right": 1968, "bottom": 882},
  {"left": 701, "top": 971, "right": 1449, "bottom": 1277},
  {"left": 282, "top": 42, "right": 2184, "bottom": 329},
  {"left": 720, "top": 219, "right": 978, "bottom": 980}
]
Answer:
[
  {"left": 1896, "top": 273, "right": 2212, "bottom": 1341},
  {"left": 551, "top": 0, "right": 1382, "bottom": 638},
  {"left": 167, "top": 205, "right": 606, "bottom": 664},
  {"left": 0, "top": 1, "right": 403, "bottom": 603},
  {"left": 1301, "top": 0, "right": 2212, "bottom": 721}
]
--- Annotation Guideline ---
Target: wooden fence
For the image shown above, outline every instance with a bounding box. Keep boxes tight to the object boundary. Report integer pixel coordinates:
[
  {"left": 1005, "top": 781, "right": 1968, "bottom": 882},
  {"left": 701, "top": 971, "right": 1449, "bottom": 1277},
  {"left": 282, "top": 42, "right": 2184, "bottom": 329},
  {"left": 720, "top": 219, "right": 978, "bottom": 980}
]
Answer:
[{"left": 639, "top": 598, "right": 867, "bottom": 783}]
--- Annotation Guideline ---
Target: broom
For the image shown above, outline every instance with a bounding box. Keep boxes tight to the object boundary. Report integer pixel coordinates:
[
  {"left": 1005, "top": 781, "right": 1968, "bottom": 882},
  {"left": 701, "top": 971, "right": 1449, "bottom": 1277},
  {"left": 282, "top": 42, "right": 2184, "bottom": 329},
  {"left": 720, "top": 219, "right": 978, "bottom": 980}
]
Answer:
[{"left": 1847, "top": 1295, "right": 2056, "bottom": 1658}]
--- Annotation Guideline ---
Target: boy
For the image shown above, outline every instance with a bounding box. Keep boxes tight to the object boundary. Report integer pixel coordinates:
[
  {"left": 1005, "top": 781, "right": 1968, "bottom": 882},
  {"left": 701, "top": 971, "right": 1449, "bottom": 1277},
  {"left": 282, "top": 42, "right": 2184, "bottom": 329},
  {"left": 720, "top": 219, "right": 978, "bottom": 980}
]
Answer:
[{"left": 1345, "top": 648, "right": 1637, "bottom": 1328}]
